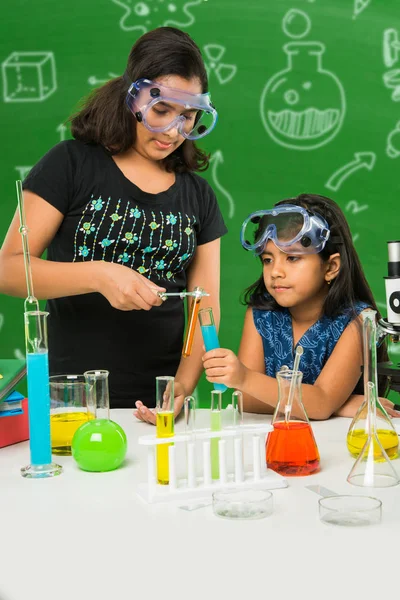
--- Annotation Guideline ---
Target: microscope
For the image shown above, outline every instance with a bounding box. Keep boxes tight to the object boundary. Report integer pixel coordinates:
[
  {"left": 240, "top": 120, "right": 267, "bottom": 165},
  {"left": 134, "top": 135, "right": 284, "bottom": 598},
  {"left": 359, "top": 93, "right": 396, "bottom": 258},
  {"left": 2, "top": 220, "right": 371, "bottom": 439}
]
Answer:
[{"left": 377, "top": 240, "right": 400, "bottom": 396}]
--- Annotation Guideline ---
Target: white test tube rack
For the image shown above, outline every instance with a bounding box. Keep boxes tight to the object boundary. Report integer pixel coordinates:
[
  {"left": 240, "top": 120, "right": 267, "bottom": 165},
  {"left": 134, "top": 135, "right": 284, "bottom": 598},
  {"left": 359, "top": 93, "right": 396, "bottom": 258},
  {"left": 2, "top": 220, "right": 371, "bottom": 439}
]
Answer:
[{"left": 137, "top": 423, "right": 287, "bottom": 503}]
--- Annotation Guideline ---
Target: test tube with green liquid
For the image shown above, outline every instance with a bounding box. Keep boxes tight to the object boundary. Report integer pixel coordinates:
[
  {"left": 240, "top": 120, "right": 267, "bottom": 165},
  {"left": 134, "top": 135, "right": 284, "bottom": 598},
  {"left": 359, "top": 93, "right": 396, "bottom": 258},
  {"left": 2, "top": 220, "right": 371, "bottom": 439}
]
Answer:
[
  {"left": 210, "top": 390, "right": 222, "bottom": 480},
  {"left": 156, "top": 376, "right": 174, "bottom": 485}
]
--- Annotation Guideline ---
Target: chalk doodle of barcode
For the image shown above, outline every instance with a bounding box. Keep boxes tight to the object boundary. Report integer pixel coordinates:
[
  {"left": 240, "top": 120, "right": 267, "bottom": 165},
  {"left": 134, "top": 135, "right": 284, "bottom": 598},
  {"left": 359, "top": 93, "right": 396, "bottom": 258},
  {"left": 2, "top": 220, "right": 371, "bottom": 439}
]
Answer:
[
  {"left": 111, "top": 0, "right": 202, "bottom": 34},
  {"left": 203, "top": 45, "right": 237, "bottom": 85},
  {"left": 382, "top": 29, "right": 400, "bottom": 101},
  {"left": 353, "top": 0, "right": 371, "bottom": 19}
]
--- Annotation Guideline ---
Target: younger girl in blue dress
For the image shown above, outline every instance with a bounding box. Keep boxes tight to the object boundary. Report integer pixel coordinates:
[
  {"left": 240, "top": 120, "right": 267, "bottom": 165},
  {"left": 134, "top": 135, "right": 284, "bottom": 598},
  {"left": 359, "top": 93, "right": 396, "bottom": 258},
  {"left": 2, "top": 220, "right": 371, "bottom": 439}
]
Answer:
[{"left": 203, "top": 194, "right": 400, "bottom": 419}]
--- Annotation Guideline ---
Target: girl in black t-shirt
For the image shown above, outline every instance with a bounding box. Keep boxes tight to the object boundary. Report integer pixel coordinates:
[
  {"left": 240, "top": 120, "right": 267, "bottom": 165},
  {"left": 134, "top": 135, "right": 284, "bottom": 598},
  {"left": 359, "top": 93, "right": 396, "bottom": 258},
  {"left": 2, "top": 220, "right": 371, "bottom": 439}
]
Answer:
[{"left": 0, "top": 27, "right": 227, "bottom": 421}]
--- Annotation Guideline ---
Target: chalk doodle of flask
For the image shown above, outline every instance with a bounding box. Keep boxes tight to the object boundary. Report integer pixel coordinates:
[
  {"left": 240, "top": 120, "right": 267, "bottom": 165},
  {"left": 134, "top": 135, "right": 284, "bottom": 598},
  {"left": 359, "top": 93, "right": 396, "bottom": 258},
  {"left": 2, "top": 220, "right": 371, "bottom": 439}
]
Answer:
[{"left": 260, "top": 41, "right": 346, "bottom": 151}]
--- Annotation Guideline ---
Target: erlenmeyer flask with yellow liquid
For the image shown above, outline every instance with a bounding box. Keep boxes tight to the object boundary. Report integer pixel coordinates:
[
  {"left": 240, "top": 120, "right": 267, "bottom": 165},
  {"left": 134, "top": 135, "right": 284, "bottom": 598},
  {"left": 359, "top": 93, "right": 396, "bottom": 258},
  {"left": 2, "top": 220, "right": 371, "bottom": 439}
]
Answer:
[
  {"left": 266, "top": 347, "right": 320, "bottom": 476},
  {"left": 346, "top": 310, "right": 399, "bottom": 460}
]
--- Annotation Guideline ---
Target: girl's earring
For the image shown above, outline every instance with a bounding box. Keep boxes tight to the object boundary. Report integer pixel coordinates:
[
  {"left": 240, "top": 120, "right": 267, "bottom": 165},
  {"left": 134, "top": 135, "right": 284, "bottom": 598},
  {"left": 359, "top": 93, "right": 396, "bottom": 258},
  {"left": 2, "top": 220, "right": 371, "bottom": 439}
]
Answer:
[{"left": 327, "top": 279, "right": 331, "bottom": 285}]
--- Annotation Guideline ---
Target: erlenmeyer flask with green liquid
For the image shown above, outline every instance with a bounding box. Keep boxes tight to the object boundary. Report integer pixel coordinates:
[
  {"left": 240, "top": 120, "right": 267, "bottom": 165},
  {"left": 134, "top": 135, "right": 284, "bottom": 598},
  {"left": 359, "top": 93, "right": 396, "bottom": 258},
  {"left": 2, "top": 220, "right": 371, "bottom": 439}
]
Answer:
[{"left": 346, "top": 310, "right": 399, "bottom": 460}]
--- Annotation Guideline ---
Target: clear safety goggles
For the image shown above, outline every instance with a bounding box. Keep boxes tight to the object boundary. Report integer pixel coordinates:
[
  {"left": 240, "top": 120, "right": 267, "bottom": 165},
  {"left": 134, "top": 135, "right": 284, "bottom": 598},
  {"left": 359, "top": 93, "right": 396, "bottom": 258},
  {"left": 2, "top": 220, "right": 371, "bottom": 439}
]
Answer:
[
  {"left": 125, "top": 78, "right": 218, "bottom": 140},
  {"left": 240, "top": 204, "right": 331, "bottom": 255}
]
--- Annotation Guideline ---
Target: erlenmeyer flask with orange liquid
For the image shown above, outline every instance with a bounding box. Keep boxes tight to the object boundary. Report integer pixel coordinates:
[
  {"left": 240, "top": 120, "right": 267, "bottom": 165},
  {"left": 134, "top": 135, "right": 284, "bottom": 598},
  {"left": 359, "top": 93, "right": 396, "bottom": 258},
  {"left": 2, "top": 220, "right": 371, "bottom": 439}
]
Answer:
[
  {"left": 346, "top": 310, "right": 399, "bottom": 460},
  {"left": 266, "top": 348, "right": 320, "bottom": 476}
]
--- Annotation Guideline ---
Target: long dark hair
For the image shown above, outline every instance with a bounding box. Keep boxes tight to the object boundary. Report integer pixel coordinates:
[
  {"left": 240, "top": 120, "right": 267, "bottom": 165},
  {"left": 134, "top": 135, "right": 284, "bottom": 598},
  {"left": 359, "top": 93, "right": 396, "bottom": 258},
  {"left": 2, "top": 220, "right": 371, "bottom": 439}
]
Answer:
[
  {"left": 69, "top": 27, "right": 210, "bottom": 173},
  {"left": 243, "top": 193, "right": 389, "bottom": 395}
]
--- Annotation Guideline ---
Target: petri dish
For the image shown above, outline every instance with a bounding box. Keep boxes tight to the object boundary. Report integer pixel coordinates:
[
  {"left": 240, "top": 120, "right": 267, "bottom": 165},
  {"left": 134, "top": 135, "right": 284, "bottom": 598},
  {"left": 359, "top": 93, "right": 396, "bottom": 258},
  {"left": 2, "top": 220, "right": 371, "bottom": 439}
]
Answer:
[
  {"left": 318, "top": 495, "right": 382, "bottom": 527},
  {"left": 212, "top": 488, "right": 273, "bottom": 520}
]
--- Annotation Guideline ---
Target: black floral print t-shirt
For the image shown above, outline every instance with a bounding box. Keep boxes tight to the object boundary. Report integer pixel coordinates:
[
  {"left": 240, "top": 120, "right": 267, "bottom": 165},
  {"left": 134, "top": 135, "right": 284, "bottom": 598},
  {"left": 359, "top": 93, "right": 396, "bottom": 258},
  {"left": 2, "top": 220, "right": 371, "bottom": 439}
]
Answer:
[{"left": 23, "top": 140, "right": 227, "bottom": 407}]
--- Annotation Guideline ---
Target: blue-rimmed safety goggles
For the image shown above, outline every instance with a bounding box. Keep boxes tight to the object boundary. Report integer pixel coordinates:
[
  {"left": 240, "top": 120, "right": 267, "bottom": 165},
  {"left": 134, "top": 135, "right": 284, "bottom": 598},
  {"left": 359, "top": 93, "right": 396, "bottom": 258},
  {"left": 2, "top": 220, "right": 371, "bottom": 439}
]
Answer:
[
  {"left": 125, "top": 78, "right": 218, "bottom": 140},
  {"left": 240, "top": 204, "right": 331, "bottom": 255}
]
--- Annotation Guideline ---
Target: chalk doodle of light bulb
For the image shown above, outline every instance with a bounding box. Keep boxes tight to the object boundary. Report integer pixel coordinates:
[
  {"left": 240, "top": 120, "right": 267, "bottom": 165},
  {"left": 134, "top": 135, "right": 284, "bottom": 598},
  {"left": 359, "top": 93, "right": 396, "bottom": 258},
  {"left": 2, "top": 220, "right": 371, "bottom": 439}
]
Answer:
[
  {"left": 203, "top": 45, "right": 237, "bottom": 85},
  {"left": 386, "top": 121, "right": 400, "bottom": 159},
  {"left": 111, "top": 0, "right": 202, "bottom": 34},
  {"left": 260, "top": 9, "right": 346, "bottom": 151}
]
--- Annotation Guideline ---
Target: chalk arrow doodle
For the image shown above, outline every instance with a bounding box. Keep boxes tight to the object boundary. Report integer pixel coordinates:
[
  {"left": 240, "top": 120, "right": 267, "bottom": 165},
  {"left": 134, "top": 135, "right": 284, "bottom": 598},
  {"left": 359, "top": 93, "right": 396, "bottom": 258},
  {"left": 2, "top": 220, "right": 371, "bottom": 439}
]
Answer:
[
  {"left": 88, "top": 73, "right": 118, "bottom": 86},
  {"left": 210, "top": 150, "right": 235, "bottom": 219},
  {"left": 56, "top": 123, "right": 67, "bottom": 141},
  {"left": 353, "top": 0, "right": 371, "bottom": 19},
  {"left": 325, "top": 152, "right": 376, "bottom": 192}
]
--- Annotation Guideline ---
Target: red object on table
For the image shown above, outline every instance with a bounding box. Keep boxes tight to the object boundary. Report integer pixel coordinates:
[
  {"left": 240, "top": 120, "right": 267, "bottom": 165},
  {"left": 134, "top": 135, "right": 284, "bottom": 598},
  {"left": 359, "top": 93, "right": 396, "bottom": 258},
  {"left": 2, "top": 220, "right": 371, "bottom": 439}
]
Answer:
[{"left": 0, "top": 398, "right": 29, "bottom": 448}]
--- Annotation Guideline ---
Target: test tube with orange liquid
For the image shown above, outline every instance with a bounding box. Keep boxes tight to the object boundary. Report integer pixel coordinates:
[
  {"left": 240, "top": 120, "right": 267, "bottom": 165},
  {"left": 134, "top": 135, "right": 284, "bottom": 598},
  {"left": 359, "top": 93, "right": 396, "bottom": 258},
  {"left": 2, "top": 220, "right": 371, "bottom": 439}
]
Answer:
[{"left": 182, "top": 287, "right": 204, "bottom": 357}]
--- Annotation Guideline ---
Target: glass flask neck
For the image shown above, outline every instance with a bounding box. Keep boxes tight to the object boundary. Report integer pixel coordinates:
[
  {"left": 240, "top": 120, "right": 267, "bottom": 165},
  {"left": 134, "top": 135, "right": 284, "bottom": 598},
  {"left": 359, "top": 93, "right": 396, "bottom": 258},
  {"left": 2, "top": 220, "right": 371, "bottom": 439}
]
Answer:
[
  {"left": 84, "top": 370, "right": 110, "bottom": 420},
  {"left": 274, "top": 369, "right": 308, "bottom": 424},
  {"left": 284, "top": 42, "right": 324, "bottom": 71},
  {"left": 363, "top": 311, "right": 378, "bottom": 394}
]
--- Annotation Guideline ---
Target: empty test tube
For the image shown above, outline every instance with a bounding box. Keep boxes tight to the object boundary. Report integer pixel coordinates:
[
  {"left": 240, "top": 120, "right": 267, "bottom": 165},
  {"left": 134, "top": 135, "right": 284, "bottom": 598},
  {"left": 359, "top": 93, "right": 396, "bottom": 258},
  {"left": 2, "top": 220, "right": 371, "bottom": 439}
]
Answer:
[{"left": 184, "top": 395, "right": 196, "bottom": 488}]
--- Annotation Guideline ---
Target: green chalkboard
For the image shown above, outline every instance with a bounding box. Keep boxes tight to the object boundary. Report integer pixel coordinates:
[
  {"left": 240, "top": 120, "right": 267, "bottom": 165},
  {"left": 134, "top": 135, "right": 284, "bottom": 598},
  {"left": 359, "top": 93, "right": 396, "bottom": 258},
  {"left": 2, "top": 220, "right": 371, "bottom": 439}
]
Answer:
[{"left": 1, "top": 0, "right": 400, "bottom": 405}]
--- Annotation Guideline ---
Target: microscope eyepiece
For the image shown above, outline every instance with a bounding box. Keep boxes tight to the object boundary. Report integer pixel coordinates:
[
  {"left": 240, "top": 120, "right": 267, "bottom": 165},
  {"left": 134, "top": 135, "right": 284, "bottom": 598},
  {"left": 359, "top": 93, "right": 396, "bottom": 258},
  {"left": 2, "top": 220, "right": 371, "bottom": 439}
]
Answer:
[
  {"left": 385, "top": 240, "right": 400, "bottom": 325},
  {"left": 387, "top": 240, "right": 400, "bottom": 276}
]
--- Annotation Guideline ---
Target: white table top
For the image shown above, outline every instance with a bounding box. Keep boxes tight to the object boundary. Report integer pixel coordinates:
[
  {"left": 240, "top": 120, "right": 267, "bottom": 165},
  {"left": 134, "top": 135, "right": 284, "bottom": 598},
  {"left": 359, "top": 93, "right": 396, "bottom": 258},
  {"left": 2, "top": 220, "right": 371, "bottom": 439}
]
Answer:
[{"left": 1, "top": 410, "right": 399, "bottom": 600}]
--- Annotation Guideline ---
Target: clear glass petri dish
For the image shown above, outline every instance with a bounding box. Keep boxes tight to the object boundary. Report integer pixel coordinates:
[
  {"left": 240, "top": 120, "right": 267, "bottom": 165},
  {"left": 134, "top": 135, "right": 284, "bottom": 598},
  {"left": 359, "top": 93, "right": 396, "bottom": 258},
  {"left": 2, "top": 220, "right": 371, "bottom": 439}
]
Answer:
[
  {"left": 318, "top": 495, "right": 382, "bottom": 527},
  {"left": 212, "top": 488, "right": 273, "bottom": 520}
]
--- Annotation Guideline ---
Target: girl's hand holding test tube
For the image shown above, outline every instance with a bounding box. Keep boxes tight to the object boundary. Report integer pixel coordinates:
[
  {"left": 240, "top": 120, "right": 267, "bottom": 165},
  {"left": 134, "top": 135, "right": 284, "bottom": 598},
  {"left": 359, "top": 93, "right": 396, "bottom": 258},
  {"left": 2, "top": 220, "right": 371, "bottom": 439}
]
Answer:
[{"left": 202, "top": 348, "right": 248, "bottom": 391}]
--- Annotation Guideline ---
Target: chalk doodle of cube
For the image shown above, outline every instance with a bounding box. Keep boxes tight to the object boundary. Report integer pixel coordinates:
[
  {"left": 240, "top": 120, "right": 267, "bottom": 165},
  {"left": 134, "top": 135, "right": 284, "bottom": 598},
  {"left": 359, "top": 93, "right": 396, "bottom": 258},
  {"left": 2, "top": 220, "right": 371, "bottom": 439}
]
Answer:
[
  {"left": 2, "top": 52, "right": 57, "bottom": 103},
  {"left": 137, "top": 423, "right": 287, "bottom": 503}
]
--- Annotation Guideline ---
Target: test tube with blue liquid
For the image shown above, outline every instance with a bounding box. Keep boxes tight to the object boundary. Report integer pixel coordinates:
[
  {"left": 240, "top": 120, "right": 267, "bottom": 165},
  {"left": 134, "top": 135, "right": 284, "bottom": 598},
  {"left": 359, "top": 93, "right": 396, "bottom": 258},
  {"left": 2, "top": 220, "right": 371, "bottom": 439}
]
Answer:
[
  {"left": 198, "top": 307, "right": 227, "bottom": 393},
  {"left": 21, "top": 311, "right": 62, "bottom": 478}
]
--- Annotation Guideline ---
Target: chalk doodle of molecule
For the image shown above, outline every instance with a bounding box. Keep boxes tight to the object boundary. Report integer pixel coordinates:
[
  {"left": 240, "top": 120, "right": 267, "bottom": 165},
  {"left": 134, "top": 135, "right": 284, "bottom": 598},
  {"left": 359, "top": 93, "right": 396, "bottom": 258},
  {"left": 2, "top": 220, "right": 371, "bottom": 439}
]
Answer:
[{"left": 111, "top": 0, "right": 202, "bottom": 34}]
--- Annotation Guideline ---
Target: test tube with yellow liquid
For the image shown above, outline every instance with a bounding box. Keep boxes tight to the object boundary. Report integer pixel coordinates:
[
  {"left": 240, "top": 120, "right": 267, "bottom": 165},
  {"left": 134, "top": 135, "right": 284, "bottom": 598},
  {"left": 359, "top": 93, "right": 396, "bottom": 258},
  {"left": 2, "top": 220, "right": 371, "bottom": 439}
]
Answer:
[{"left": 156, "top": 376, "right": 175, "bottom": 485}]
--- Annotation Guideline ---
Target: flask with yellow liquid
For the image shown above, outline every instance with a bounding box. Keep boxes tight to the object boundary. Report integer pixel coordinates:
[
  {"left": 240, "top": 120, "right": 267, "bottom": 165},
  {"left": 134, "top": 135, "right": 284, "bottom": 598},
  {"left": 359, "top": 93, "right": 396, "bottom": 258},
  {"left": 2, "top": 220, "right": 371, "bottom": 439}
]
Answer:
[{"left": 346, "top": 310, "right": 399, "bottom": 460}]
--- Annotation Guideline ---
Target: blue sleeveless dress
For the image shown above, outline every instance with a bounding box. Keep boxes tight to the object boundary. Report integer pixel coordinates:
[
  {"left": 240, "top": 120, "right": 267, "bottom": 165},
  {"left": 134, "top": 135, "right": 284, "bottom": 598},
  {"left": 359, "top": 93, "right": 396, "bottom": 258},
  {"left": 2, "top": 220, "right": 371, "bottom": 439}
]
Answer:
[{"left": 253, "top": 302, "right": 369, "bottom": 383}]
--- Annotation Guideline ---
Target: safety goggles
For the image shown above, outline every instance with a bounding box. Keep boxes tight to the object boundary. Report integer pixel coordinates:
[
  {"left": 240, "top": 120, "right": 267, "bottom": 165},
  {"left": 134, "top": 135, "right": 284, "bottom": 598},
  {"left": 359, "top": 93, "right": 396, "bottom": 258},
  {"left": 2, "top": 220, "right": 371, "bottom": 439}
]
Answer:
[
  {"left": 240, "top": 204, "right": 331, "bottom": 255},
  {"left": 125, "top": 78, "right": 218, "bottom": 140}
]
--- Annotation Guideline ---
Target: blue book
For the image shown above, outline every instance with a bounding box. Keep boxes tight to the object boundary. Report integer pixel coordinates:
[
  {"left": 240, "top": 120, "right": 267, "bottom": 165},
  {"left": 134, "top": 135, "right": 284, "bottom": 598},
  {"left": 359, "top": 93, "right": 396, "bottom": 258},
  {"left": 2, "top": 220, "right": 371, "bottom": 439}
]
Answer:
[{"left": 0, "top": 390, "right": 24, "bottom": 416}]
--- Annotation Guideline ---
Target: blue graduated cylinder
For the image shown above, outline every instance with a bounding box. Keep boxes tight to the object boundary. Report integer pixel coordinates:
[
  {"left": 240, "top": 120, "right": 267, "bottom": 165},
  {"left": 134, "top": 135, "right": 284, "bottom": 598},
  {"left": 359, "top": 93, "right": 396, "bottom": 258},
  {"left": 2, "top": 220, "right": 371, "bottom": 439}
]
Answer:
[
  {"left": 26, "top": 351, "right": 52, "bottom": 465},
  {"left": 200, "top": 324, "right": 227, "bottom": 393}
]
